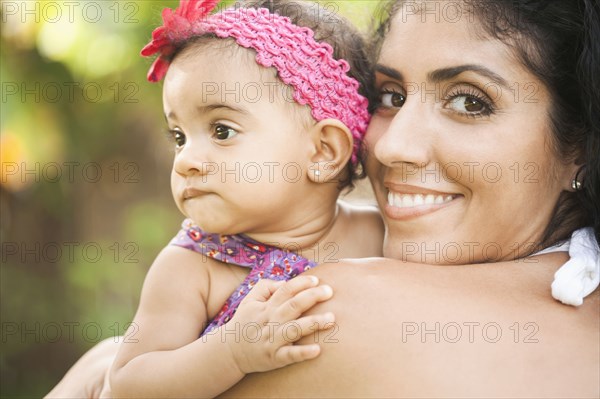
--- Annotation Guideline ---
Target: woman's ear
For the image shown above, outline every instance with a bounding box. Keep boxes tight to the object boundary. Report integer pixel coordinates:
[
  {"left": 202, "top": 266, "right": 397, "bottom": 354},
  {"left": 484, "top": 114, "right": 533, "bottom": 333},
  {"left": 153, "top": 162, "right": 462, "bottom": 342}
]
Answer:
[{"left": 306, "top": 118, "right": 353, "bottom": 183}]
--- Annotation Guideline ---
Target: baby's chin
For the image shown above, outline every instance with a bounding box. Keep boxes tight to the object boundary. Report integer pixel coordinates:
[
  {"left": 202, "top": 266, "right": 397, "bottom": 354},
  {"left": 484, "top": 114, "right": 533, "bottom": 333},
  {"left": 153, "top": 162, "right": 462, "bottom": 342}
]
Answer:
[{"left": 184, "top": 216, "right": 241, "bottom": 236}]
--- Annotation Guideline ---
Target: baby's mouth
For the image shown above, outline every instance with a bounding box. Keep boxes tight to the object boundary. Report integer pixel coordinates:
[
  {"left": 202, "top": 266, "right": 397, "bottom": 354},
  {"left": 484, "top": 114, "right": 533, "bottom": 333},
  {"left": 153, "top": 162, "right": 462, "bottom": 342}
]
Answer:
[{"left": 183, "top": 187, "right": 208, "bottom": 200}]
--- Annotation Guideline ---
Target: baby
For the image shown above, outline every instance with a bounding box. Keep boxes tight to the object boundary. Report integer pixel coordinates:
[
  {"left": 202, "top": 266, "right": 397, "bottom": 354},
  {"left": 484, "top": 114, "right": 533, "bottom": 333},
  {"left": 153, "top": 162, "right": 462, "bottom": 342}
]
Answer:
[{"left": 109, "top": 0, "right": 383, "bottom": 397}]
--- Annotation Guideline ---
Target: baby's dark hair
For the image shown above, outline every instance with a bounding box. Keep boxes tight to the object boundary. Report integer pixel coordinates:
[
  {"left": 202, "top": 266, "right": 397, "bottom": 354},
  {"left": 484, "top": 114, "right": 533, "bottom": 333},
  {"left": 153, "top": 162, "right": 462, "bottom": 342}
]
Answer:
[
  {"left": 371, "top": 0, "right": 600, "bottom": 247},
  {"left": 170, "top": 0, "right": 373, "bottom": 190}
]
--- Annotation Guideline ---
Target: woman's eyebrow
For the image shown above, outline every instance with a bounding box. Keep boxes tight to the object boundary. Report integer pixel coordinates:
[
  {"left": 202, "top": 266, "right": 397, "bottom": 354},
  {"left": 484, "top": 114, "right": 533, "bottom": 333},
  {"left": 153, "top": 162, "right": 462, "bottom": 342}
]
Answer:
[
  {"left": 428, "top": 65, "right": 509, "bottom": 89},
  {"left": 376, "top": 63, "right": 509, "bottom": 90},
  {"left": 375, "top": 64, "right": 403, "bottom": 80}
]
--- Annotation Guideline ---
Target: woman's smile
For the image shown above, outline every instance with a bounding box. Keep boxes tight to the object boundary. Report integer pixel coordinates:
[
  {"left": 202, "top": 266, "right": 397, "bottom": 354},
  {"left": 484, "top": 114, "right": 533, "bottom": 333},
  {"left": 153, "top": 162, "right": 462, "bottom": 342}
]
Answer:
[{"left": 384, "top": 184, "right": 461, "bottom": 220}]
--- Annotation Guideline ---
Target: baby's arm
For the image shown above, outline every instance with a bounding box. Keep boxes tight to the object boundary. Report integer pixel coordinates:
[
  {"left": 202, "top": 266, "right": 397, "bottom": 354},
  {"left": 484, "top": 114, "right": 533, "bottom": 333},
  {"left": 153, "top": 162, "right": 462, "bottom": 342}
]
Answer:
[{"left": 110, "top": 245, "right": 334, "bottom": 398}]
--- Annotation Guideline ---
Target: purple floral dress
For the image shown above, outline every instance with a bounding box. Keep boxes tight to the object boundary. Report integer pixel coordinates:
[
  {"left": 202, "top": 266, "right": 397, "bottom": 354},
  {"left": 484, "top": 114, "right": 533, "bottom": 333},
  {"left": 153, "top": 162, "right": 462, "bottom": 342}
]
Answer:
[{"left": 169, "top": 219, "right": 317, "bottom": 336}]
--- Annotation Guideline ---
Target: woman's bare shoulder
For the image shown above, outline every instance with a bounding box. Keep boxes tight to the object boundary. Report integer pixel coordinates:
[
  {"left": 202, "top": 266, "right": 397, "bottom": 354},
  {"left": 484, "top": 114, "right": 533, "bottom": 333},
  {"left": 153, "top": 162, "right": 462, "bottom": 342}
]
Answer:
[{"left": 223, "top": 253, "right": 599, "bottom": 398}]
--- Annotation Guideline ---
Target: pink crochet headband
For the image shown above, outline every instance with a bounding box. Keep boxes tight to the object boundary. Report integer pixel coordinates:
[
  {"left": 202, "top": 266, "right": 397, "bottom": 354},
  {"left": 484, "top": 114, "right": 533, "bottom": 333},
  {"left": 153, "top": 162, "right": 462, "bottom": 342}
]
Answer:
[{"left": 141, "top": 0, "right": 370, "bottom": 164}]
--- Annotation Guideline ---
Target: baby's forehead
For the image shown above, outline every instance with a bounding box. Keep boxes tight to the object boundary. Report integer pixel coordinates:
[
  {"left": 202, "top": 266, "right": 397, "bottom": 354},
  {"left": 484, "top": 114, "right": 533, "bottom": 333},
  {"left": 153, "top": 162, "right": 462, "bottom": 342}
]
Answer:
[
  {"left": 175, "top": 40, "right": 276, "bottom": 81},
  {"left": 172, "top": 43, "right": 267, "bottom": 89},
  {"left": 164, "top": 39, "right": 314, "bottom": 124}
]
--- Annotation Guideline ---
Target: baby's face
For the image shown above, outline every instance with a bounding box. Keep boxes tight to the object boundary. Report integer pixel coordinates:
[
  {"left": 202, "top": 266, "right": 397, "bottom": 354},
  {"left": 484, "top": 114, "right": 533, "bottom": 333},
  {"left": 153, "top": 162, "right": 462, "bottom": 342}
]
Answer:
[{"left": 163, "top": 43, "right": 317, "bottom": 236}]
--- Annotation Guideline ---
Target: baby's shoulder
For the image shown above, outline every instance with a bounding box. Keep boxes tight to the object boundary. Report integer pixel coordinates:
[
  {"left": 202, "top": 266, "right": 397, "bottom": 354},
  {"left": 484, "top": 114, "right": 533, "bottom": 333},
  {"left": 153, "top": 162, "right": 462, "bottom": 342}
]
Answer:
[{"left": 148, "top": 245, "right": 249, "bottom": 315}]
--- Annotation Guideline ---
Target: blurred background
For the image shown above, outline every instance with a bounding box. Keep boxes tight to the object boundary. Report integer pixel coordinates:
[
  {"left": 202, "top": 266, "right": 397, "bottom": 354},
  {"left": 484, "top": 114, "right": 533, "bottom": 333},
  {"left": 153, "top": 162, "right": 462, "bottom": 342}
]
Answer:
[{"left": 0, "top": 1, "right": 378, "bottom": 397}]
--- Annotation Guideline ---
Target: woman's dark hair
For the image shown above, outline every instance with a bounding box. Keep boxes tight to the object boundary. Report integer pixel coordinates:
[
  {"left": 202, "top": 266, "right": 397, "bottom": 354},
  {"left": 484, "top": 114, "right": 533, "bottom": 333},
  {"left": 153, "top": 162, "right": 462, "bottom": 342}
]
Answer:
[
  {"left": 372, "top": 0, "right": 600, "bottom": 247},
  {"left": 168, "top": 0, "right": 373, "bottom": 190}
]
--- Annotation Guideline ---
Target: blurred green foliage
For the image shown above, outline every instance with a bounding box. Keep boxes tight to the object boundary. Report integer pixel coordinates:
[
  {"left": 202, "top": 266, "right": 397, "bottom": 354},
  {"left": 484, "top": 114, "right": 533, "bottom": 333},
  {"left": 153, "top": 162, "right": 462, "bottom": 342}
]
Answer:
[{"left": 0, "top": 1, "right": 378, "bottom": 397}]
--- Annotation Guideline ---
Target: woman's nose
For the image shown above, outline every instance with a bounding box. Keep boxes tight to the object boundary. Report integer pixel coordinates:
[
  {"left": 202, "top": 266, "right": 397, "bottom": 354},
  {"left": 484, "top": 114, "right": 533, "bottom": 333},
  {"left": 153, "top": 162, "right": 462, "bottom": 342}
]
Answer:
[{"left": 372, "top": 99, "right": 434, "bottom": 170}]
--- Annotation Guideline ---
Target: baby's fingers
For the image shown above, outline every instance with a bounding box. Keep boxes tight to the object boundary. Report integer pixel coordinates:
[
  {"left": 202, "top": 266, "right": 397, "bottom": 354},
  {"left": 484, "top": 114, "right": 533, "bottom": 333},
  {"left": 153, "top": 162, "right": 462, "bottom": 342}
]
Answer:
[
  {"left": 243, "top": 278, "right": 285, "bottom": 302},
  {"left": 269, "top": 275, "right": 320, "bottom": 306},
  {"left": 274, "top": 343, "right": 321, "bottom": 367},
  {"left": 273, "top": 315, "right": 336, "bottom": 367},
  {"left": 288, "top": 312, "right": 336, "bottom": 340},
  {"left": 277, "top": 284, "right": 333, "bottom": 320}
]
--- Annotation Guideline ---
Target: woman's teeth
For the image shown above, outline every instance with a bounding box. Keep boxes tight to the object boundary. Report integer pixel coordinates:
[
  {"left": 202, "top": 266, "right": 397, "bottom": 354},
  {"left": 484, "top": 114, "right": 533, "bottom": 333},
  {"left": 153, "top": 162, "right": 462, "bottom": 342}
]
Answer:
[{"left": 387, "top": 192, "right": 454, "bottom": 208}]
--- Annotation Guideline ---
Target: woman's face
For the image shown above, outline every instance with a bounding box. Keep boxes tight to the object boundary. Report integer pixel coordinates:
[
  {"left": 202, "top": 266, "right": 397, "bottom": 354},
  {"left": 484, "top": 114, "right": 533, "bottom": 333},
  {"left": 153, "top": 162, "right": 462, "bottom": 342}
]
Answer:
[{"left": 366, "top": 5, "right": 577, "bottom": 264}]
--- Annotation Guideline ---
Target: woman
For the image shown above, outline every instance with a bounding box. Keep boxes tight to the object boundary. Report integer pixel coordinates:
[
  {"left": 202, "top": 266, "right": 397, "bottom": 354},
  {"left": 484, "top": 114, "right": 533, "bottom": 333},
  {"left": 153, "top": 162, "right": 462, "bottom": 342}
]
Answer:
[
  {"left": 222, "top": 0, "right": 600, "bottom": 396},
  {"left": 47, "top": 0, "right": 599, "bottom": 397}
]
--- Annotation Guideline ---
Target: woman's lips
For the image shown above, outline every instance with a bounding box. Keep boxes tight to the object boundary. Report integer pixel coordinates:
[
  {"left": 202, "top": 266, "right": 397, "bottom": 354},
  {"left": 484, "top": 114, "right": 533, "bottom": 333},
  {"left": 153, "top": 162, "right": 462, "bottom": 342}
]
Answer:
[{"left": 384, "top": 185, "right": 461, "bottom": 220}]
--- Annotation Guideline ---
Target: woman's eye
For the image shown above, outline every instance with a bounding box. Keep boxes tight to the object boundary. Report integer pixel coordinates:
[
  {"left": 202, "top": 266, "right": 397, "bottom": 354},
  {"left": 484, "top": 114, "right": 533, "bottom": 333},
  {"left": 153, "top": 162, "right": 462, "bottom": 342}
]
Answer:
[
  {"left": 446, "top": 95, "right": 492, "bottom": 116},
  {"left": 380, "top": 91, "right": 406, "bottom": 108},
  {"left": 213, "top": 124, "right": 238, "bottom": 141}
]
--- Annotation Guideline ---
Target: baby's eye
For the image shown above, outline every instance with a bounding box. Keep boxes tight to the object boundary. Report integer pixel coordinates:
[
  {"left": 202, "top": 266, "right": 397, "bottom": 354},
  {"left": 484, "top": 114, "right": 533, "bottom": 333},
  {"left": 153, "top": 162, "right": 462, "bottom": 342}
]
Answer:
[
  {"left": 380, "top": 91, "right": 406, "bottom": 108},
  {"left": 168, "top": 130, "right": 186, "bottom": 148},
  {"left": 213, "top": 124, "right": 238, "bottom": 141},
  {"left": 174, "top": 131, "right": 186, "bottom": 148}
]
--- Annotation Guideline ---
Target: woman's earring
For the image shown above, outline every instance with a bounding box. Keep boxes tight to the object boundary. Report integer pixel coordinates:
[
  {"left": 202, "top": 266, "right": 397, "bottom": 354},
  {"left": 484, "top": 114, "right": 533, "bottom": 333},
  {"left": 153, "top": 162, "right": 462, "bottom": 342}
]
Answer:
[{"left": 571, "top": 167, "right": 585, "bottom": 191}]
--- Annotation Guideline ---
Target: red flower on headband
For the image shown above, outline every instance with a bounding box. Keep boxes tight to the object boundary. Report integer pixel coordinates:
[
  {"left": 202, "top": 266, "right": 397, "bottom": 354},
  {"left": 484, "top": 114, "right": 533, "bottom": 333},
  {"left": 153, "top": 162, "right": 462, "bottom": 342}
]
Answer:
[{"left": 141, "top": 0, "right": 221, "bottom": 82}]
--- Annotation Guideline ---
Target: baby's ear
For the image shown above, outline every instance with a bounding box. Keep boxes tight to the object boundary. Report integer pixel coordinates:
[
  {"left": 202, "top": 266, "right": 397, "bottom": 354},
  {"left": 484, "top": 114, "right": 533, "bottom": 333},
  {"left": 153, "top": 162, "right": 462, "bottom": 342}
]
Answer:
[{"left": 306, "top": 118, "right": 353, "bottom": 183}]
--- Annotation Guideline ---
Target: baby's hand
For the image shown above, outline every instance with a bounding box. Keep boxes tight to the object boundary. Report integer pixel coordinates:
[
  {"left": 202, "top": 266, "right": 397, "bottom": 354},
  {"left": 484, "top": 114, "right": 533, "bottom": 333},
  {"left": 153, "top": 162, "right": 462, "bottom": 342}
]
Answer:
[{"left": 224, "top": 275, "right": 334, "bottom": 374}]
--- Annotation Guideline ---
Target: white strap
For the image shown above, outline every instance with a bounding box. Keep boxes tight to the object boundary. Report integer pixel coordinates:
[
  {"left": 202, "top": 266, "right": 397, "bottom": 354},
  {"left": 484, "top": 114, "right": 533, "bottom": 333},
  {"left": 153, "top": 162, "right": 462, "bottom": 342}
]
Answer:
[{"left": 551, "top": 227, "right": 600, "bottom": 306}]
